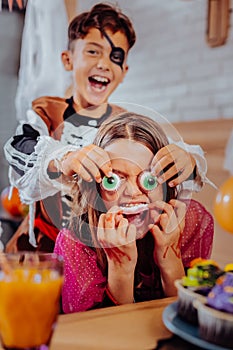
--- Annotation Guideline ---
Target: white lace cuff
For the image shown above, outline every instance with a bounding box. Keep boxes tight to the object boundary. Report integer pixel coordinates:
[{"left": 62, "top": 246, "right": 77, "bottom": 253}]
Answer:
[{"left": 7, "top": 136, "right": 79, "bottom": 204}]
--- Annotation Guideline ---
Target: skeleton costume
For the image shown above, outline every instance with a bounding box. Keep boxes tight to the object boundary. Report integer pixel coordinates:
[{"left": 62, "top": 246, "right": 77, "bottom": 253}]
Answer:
[{"left": 4, "top": 96, "right": 209, "bottom": 250}]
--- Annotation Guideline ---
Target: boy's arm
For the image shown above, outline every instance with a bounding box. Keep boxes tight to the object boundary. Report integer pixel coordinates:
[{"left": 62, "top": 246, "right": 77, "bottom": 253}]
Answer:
[
  {"left": 4, "top": 107, "right": 112, "bottom": 205},
  {"left": 4, "top": 109, "right": 79, "bottom": 204}
]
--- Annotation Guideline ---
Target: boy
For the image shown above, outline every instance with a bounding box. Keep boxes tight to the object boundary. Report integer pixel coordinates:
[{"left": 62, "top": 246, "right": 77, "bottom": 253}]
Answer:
[{"left": 4, "top": 3, "right": 207, "bottom": 252}]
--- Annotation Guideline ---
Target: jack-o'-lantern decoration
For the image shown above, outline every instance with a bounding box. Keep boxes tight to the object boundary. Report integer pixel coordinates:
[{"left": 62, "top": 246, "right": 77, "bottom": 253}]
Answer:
[{"left": 1, "top": 186, "right": 28, "bottom": 217}]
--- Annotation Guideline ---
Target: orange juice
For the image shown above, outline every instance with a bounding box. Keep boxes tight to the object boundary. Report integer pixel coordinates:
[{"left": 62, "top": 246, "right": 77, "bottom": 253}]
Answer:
[{"left": 0, "top": 258, "right": 63, "bottom": 349}]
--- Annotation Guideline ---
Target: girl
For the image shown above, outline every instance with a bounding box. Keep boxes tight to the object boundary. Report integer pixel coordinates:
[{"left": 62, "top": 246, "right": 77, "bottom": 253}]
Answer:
[{"left": 54, "top": 112, "right": 214, "bottom": 313}]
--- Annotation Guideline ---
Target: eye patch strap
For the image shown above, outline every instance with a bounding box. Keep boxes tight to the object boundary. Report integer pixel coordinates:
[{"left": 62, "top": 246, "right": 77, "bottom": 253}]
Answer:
[{"left": 102, "top": 30, "right": 125, "bottom": 70}]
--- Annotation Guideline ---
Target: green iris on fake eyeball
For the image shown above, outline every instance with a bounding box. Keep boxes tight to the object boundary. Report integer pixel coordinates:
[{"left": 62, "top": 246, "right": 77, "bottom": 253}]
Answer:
[
  {"left": 139, "top": 172, "right": 158, "bottom": 191},
  {"left": 101, "top": 171, "right": 158, "bottom": 192},
  {"left": 101, "top": 173, "right": 121, "bottom": 191}
]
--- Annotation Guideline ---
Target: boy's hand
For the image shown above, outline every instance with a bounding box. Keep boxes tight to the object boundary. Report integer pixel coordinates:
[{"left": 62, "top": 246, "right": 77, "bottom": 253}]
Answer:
[
  {"left": 61, "top": 144, "right": 112, "bottom": 183},
  {"left": 150, "top": 144, "right": 196, "bottom": 187}
]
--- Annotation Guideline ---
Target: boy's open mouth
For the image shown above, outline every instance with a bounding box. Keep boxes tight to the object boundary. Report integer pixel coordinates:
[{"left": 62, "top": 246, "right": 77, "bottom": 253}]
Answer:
[
  {"left": 119, "top": 203, "right": 149, "bottom": 227},
  {"left": 89, "top": 75, "right": 110, "bottom": 91}
]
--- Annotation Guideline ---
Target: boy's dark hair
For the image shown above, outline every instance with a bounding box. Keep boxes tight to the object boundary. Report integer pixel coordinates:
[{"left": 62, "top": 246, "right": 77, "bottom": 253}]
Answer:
[{"left": 68, "top": 2, "right": 136, "bottom": 51}]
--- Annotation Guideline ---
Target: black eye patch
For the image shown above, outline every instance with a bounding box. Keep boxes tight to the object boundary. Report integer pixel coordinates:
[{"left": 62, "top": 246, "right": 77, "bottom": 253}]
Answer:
[{"left": 102, "top": 30, "right": 125, "bottom": 70}]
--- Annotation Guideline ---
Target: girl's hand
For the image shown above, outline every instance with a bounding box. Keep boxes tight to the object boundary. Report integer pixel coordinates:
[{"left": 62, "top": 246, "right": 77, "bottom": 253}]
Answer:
[
  {"left": 97, "top": 206, "right": 137, "bottom": 273},
  {"left": 149, "top": 199, "right": 186, "bottom": 296},
  {"left": 61, "top": 144, "right": 112, "bottom": 183},
  {"left": 151, "top": 144, "right": 196, "bottom": 187},
  {"left": 98, "top": 207, "right": 137, "bottom": 304},
  {"left": 149, "top": 199, "right": 186, "bottom": 265}
]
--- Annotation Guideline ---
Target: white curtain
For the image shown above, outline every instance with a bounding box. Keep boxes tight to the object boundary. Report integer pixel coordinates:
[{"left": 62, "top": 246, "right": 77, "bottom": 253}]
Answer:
[{"left": 15, "top": 0, "right": 72, "bottom": 120}]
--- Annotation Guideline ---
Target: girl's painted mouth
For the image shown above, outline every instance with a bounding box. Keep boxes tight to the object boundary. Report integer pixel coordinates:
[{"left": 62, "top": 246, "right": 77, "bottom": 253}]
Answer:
[
  {"left": 119, "top": 203, "right": 149, "bottom": 228},
  {"left": 119, "top": 203, "right": 149, "bottom": 215}
]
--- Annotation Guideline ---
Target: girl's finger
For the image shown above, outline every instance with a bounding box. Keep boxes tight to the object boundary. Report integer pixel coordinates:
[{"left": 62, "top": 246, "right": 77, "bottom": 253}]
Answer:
[
  {"left": 160, "top": 212, "right": 175, "bottom": 234},
  {"left": 149, "top": 209, "right": 161, "bottom": 226},
  {"left": 148, "top": 222, "right": 163, "bottom": 242},
  {"left": 98, "top": 213, "right": 117, "bottom": 247},
  {"left": 118, "top": 217, "right": 129, "bottom": 240},
  {"left": 106, "top": 206, "right": 123, "bottom": 227},
  {"left": 125, "top": 223, "right": 136, "bottom": 244},
  {"left": 97, "top": 214, "right": 109, "bottom": 245},
  {"left": 149, "top": 201, "right": 171, "bottom": 228},
  {"left": 155, "top": 200, "right": 181, "bottom": 234},
  {"left": 169, "top": 199, "right": 186, "bottom": 229},
  {"left": 153, "top": 200, "right": 174, "bottom": 217}
]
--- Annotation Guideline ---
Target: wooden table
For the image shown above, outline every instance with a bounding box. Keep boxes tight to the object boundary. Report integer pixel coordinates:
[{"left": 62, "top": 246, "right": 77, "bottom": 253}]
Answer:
[{"left": 50, "top": 297, "right": 176, "bottom": 350}]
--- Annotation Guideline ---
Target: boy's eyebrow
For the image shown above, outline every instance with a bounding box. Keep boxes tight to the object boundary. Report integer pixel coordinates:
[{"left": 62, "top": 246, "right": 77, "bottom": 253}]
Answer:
[{"left": 85, "top": 42, "right": 104, "bottom": 49}]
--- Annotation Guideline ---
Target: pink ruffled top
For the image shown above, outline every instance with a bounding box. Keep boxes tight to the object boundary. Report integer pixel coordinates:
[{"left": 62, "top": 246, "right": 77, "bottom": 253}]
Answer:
[{"left": 54, "top": 199, "right": 214, "bottom": 313}]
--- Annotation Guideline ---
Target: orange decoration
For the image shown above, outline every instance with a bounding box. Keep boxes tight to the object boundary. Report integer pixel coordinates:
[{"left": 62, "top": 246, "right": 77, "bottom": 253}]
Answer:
[
  {"left": 213, "top": 176, "right": 233, "bottom": 233},
  {"left": 0, "top": 186, "right": 28, "bottom": 217}
]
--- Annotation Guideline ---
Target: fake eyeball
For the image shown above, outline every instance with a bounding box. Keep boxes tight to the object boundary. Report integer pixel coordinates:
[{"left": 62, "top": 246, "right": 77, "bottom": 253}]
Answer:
[
  {"left": 138, "top": 171, "right": 158, "bottom": 192},
  {"left": 101, "top": 173, "right": 121, "bottom": 192}
]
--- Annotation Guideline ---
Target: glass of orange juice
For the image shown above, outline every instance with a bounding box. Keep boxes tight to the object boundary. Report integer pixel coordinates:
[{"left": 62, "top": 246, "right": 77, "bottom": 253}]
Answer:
[{"left": 0, "top": 252, "right": 63, "bottom": 350}]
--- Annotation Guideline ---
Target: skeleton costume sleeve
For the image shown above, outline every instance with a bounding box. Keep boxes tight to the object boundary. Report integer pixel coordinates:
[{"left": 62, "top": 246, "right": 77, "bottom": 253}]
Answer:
[
  {"left": 4, "top": 106, "right": 80, "bottom": 247},
  {"left": 4, "top": 109, "right": 79, "bottom": 205}
]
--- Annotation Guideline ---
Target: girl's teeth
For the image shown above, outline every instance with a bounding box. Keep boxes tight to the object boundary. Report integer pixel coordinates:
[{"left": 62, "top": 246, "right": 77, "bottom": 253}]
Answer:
[{"left": 120, "top": 203, "right": 148, "bottom": 214}]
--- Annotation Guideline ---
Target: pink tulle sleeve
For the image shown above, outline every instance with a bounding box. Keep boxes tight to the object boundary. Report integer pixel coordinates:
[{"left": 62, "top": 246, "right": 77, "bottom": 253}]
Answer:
[
  {"left": 181, "top": 199, "right": 214, "bottom": 267},
  {"left": 54, "top": 229, "right": 106, "bottom": 313}
]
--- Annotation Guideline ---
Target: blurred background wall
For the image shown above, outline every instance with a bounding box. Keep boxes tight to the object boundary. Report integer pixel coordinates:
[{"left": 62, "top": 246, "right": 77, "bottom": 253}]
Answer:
[
  {"left": 81, "top": 0, "right": 233, "bottom": 123},
  {"left": 0, "top": 9, "right": 24, "bottom": 192}
]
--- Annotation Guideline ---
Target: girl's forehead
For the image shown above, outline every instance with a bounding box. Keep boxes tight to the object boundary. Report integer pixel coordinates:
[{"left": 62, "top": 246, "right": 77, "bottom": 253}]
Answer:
[{"left": 104, "top": 139, "right": 154, "bottom": 170}]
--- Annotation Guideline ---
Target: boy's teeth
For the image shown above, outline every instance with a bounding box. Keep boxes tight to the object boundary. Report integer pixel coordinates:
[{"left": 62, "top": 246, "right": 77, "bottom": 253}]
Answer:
[{"left": 92, "top": 75, "right": 109, "bottom": 83}]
